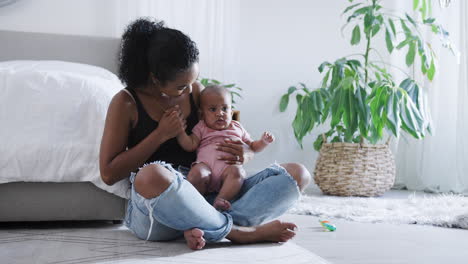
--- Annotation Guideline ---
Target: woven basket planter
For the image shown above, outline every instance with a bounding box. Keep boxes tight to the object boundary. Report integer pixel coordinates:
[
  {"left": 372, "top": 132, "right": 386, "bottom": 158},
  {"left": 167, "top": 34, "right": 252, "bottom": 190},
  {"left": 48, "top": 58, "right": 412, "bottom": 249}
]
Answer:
[{"left": 314, "top": 140, "right": 396, "bottom": 197}]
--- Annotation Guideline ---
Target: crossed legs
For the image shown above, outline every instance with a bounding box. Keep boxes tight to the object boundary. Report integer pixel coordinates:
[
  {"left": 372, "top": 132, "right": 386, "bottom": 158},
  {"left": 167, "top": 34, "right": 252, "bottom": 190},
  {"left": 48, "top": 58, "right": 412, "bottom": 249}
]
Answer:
[{"left": 133, "top": 162, "right": 311, "bottom": 250}]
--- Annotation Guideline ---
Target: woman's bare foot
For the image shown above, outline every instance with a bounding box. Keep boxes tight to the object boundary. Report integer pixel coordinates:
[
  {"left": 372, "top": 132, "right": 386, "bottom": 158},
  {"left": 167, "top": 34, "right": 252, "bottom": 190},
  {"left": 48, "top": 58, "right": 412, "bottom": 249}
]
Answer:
[
  {"left": 214, "top": 197, "right": 231, "bottom": 211},
  {"left": 227, "top": 220, "right": 297, "bottom": 244},
  {"left": 184, "top": 228, "right": 206, "bottom": 250}
]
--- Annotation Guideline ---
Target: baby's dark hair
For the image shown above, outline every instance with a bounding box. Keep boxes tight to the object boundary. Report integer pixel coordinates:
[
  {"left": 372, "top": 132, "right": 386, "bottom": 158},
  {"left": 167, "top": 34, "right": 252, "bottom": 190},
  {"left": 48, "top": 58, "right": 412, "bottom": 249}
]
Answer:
[
  {"left": 118, "top": 18, "right": 199, "bottom": 88},
  {"left": 200, "top": 85, "right": 232, "bottom": 106}
]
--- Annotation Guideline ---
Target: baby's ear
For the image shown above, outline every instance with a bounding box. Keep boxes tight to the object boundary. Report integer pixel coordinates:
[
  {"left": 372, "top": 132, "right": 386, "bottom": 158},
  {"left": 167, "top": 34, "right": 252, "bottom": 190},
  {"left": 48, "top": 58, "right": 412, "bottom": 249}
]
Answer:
[{"left": 198, "top": 109, "right": 203, "bottom": 120}]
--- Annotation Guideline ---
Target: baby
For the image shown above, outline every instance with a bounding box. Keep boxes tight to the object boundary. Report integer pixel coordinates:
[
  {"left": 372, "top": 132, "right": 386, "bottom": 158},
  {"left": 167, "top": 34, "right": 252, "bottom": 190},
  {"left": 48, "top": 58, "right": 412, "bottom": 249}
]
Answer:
[{"left": 177, "top": 85, "right": 274, "bottom": 211}]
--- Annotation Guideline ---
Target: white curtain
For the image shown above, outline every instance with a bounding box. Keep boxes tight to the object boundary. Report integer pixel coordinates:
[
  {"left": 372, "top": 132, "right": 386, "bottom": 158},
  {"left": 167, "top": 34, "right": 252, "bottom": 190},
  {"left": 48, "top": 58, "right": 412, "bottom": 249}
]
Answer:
[
  {"left": 393, "top": 0, "right": 468, "bottom": 194},
  {"left": 113, "top": 0, "right": 240, "bottom": 83}
]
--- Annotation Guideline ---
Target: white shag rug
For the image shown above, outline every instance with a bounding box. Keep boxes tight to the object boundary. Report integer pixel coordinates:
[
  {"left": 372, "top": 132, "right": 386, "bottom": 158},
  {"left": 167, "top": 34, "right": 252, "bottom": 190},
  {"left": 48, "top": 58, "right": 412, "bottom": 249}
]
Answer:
[{"left": 289, "top": 192, "right": 468, "bottom": 229}]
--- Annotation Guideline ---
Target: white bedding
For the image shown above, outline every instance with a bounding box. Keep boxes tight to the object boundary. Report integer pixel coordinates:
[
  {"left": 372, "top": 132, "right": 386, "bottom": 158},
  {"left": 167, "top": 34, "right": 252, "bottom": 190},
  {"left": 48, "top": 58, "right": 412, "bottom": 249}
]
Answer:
[{"left": 0, "top": 60, "right": 130, "bottom": 198}]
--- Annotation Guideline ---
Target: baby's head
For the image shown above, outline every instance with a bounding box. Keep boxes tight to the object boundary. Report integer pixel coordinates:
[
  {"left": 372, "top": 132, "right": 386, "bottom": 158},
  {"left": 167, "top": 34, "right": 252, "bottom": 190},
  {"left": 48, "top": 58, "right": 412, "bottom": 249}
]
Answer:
[{"left": 200, "top": 85, "right": 232, "bottom": 130}]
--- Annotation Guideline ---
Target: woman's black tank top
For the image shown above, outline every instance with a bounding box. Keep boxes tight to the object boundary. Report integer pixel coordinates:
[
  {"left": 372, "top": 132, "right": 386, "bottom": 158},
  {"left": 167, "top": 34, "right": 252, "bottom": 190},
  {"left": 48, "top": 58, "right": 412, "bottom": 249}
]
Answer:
[{"left": 126, "top": 88, "right": 199, "bottom": 168}]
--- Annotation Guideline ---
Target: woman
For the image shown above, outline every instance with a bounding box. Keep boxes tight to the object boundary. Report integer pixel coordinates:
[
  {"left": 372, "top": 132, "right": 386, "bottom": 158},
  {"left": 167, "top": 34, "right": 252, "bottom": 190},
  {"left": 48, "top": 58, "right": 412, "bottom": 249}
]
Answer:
[{"left": 99, "top": 18, "right": 311, "bottom": 250}]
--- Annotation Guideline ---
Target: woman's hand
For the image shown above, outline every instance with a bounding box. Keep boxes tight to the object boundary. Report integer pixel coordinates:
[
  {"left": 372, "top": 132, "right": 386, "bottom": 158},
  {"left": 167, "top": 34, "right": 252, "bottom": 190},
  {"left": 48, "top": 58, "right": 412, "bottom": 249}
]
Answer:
[
  {"left": 216, "top": 138, "right": 254, "bottom": 165},
  {"left": 156, "top": 105, "right": 186, "bottom": 140}
]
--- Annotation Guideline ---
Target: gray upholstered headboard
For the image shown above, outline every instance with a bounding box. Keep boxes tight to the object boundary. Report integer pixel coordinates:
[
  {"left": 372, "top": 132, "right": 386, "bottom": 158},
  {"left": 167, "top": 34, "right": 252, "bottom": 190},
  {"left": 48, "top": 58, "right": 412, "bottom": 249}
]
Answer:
[{"left": 0, "top": 30, "right": 121, "bottom": 74}]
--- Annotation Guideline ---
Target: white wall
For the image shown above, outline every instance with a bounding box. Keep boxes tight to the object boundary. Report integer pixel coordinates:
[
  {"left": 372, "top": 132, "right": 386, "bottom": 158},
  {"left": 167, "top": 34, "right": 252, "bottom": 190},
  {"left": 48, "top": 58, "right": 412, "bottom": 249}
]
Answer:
[
  {"left": 0, "top": 0, "right": 363, "bottom": 174},
  {"left": 0, "top": 0, "right": 117, "bottom": 36},
  {"left": 237, "top": 0, "right": 360, "bottom": 172}
]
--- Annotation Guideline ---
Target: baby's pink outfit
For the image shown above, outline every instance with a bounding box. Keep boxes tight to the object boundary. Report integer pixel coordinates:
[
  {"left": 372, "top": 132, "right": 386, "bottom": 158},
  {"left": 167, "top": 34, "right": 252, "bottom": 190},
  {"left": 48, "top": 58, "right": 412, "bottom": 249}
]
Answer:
[{"left": 192, "top": 120, "right": 252, "bottom": 192}]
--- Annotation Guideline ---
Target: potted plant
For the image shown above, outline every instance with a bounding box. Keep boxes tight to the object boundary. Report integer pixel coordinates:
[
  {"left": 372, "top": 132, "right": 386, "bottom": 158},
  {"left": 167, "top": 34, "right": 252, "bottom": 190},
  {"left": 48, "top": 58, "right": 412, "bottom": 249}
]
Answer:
[
  {"left": 200, "top": 78, "right": 243, "bottom": 120},
  {"left": 279, "top": 0, "right": 454, "bottom": 196}
]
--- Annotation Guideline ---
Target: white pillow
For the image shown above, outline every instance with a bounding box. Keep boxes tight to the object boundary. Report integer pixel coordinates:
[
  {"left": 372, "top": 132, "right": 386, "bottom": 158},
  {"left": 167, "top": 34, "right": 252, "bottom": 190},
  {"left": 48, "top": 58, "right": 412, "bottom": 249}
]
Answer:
[{"left": 0, "top": 60, "right": 129, "bottom": 198}]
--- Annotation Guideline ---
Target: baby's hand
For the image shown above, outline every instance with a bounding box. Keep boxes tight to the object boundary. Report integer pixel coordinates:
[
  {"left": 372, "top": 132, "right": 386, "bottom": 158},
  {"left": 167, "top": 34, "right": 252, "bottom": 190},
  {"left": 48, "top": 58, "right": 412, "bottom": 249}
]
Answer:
[{"left": 261, "top": 132, "right": 275, "bottom": 144}]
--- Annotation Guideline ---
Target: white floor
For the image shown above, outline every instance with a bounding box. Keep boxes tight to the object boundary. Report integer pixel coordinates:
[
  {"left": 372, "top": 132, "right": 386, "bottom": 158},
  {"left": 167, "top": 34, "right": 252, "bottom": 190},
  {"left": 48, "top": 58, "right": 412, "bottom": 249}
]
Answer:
[
  {"left": 284, "top": 214, "right": 468, "bottom": 264},
  {"left": 0, "top": 221, "right": 327, "bottom": 264},
  {"left": 1, "top": 189, "right": 467, "bottom": 264}
]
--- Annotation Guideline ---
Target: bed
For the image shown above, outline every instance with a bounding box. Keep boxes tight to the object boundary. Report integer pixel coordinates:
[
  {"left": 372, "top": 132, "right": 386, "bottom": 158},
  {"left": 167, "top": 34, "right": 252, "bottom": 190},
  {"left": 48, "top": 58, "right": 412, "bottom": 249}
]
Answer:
[{"left": 0, "top": 30, "right": 128, "bottom": 222}]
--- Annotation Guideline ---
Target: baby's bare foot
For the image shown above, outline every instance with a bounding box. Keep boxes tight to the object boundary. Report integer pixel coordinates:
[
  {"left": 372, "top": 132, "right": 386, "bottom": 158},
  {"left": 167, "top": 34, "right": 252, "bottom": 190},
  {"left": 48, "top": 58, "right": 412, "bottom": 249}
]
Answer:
[
  {"left": 184, "top": 228, "right": 206, "bottom": 250},
  {"left": 214, "top": 197, "right": 231, "bottom": 211},
  {"left": 228, "top": 220, "right": 297, "bottom": 244}
]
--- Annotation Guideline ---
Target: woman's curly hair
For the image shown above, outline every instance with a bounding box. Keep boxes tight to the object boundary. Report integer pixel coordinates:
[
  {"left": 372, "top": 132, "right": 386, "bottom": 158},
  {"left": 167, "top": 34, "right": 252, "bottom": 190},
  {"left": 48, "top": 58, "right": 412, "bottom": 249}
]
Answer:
[{"left": 118, "top": 18, "right": 199, "bottom": 88}]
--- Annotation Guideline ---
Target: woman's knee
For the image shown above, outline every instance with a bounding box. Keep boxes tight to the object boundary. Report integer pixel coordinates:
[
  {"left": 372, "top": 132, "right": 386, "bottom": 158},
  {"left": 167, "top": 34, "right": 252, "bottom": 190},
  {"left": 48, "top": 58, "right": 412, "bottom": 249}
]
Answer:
[
  {"left": 134, "top": 164, "right": 175, "bottom": 199},
  {"left": 280, "top": 163, "right": 311, "bottom": 191}
]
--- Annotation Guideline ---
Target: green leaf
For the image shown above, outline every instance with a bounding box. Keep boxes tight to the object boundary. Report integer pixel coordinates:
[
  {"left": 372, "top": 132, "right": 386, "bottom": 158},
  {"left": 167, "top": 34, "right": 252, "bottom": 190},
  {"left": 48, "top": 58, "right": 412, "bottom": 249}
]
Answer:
[
  {"left": 351, "top": 25, "right": 361, "bottom": 45},
  {"left": 303, "top": 95, "right": 318, "bottom": 130},
  {"left": 346, "top": 59, "right": 362, "bottom": 68},
  {"left": 427, "top": 58, "right": 436, "bottom": 81},
  {"left": 313, "top": 135, "right": 324, "bottom": 151},
  {"left": 405, "top": 13, "right": 417, "bottom": 27},
  {"left": 399, "top": 78, "right": 420, "bottom": 108},
  {"left": 321, "top": 89, "right": 332, "bottom": 123},
  {"left": 364, "top": 12, "right": 373, "bottom": 36},
  {"left": 331, "top": 136, "right": 341, "bottom": 143},
  {"left": 375, "top": 71, "right": 382, "bottom": 82},
  {"left": 356, "top": 86, "right": 370, "bottom": 137},
  {"left": 385, "top": 90, "right": 401, "bottom": 137},
  {"left": 343, "top": 84, "right": 358, "bottom": 141},
  {"left": 416, "top": 38, "right": 424, "bottom": 54},
  {"left": 396, "top": 38, "right": 413, "bottom": 49},
  {"left": 308, "top": 93, "right": 317, "bottom": 116},
  {"left": 322, "top": 101, "right": 332, "bottom": 123},
  {"left": 330, "top": 59, "right": 346, "bottom": 91},
  {"left": 413, "top": 0, "right": 419, "bottom": 10},
  {"left": 291, "top": 94, "right": 312, "bottom": 148},
  {"left": 343, "top": 3, "right": 362, "bottom": 14},
  {"left": 420, "top": 0, "right": 428, "bottom": 20},
  {"left": 406, "top": 42, "right": 416, "bottom": 66},
  {"left": 423, "top": 18, "right": 435, "bottom": 24},
  {"left": 288, "top": 86, "right": 297, "bottom": 94},
  {"left": 400, "top": 94, "right": 424, "bottom": 139},
  {"left": 331, "top": 88, "right": 346, "bottom": 128},
  {"left": 400, "top": 19, "right": 411, "bottom": 36},
  {"left": 231, "top": 91, "right": 243, "bottom": 99},
  {"left": 385, "top": 29, "right": 394, "bottom": 53},
  {"left": 296, "top": 94, "right": 303, "bottom": 104},
  {"left": 368, "top": 84, "right": 389, "bottom": 141},
  {"left": 371, "top": 24, "right": 381, "bottom": 37},
  {"left": 321, "top": 70, "right": 331, "bottom": 88},
  {"left": 315, "top": 90, "right": 325, "bottom": 113},
  {"left": 421, "top": 57, "right": 428, "bottom": 74},
  {"left": 388, "top": 18, "right": 396, "bottom": 36},
  {"left": 420, "top": 49, "right": 431, "bottom": 73},
  {"left": 292, "top": 114, "right": 305, "bottom": 148},
  {"left": 383, "top": 18, "right": 395, "bottom": 40},
  {"left": 371, "top": 15, "right": 384, "bottom": 36},
  {"left": 318, "top": 61, "right": 332, "bottom": 73},
  {"left": 279, "top": 94, "right": 290, "bottom": 112},
  {"left": 347, "top": 6, "right": 370, "bottom": 23}
]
